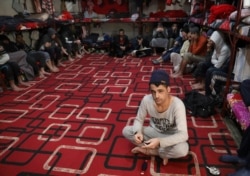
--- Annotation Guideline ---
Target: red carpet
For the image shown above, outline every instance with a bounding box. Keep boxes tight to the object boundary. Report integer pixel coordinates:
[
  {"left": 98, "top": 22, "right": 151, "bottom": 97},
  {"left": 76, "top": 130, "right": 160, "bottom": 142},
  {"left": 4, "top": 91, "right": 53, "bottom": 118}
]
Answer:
[{"left": 0, "top": 54, "right": 239, "bottom": 176}]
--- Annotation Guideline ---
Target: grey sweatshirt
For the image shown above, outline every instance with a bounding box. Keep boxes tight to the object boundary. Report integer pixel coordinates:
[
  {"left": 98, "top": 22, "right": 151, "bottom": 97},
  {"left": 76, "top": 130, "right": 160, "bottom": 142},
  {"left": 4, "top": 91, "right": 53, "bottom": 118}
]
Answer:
[{"left": 133, "top": 94, "right": 189, "bottom": 148}]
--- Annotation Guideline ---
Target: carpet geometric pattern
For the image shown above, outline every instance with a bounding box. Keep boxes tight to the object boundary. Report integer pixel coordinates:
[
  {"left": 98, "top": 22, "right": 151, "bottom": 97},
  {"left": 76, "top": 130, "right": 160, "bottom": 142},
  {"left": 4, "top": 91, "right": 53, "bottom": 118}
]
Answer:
[{"left": 0, "top": 54, "right": 239, "bottom": 176}]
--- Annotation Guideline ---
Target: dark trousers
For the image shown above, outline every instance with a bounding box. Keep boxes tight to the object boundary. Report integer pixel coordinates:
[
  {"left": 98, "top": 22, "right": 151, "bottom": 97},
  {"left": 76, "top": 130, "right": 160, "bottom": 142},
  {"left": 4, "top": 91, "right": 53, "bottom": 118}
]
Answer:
[
  {"left": 44, "top": 46, "right": 61, "bottom": 66},
  {"left": 193, "top": 60, "right": 213, "bottom": 79},
  {"left": 27, "top": 51, "right": 47, "bottom": 76},
  {"left": 205, "top": 67, "right": 222, "bottom": 96},
  {"left": 238, "top": 126, "right": 250, "bottom": 169},
  {"left": 0, "top": 61, "right": 21, "bottom": 83}
]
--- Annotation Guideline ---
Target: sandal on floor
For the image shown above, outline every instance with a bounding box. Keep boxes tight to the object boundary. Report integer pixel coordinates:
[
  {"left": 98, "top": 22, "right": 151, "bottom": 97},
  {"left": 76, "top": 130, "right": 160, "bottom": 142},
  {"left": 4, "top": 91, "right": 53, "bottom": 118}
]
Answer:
[{"left": 152, "top": 60, "right": 161, "bottom": 65}]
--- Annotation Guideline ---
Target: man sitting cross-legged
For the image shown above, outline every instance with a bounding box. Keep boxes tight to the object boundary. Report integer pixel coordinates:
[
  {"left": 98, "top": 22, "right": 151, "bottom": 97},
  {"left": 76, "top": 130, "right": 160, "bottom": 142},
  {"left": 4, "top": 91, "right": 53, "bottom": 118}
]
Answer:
[{"left": 122, "top": 70, "right": 189, "bottom": 165}]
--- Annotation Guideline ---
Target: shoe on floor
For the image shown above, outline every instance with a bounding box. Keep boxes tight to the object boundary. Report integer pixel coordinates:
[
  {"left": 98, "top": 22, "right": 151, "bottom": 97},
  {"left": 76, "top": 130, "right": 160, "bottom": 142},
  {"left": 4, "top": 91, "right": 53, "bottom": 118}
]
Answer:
[
  {"left": 219, "top": 155, "right": 246, "bottom": 164},
  {"left": 229, "top": 167, "right": 250, "bottom": 176}
]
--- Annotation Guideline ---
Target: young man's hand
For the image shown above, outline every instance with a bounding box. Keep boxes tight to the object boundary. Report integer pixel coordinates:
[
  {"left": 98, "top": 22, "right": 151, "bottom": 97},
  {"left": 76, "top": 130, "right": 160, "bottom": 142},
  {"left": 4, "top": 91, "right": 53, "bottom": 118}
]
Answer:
[
  {"left": 134, "top": 132, "right": 143, "bottom": 144},
  {"left": 142, "top": 138, "right": 160, "bottom": 149}
]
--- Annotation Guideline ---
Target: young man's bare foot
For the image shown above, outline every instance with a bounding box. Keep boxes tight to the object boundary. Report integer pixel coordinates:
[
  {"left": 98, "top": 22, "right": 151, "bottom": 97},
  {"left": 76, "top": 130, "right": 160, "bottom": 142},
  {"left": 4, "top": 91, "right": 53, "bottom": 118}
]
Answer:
[
  {"left": 198, "top": 90, "right": 205, "bottom": 95},
  {"left": 171, "top": 73, "right": 182, "bottom": 78},
  {"left": 69, "top": 57, "right": 74, "bottom": 62},
  {"left": 40, "top": 68, "right": 51, "bottom": 75},
  {"left": 191, "top": 82, "right": 204, "bottom": 90},
  {"left": 39, "top": 70, "right": 49, "bottom": 78},
  {"left": 39, "top": 73, "right": 46, "bottom": 78},
  {"left": 51, "top": 66, "right": 59, "bottom": 72},
  {"left": 76, "top": 54, "right": 82, "bottom": 59},
  {"left": 163, "top": 158, "right": 168, "bottom": 165},
  {"left": 11, "top": 84, "right": 24, "bottom": 91},
  {"left": 10, "top": 80, "right": 24, "bottom": 91},
  {"left": 131, "top": 147, "right": 146, "bottom": 154},
  {"left": 58, "top": 62, "right": 66, "bottom": 67},
  {"left": 43, "top": 71, "right": 51, "bottom": 76},
  {"left": 19, "top": 81, "right": 31, "bottom": 87}
]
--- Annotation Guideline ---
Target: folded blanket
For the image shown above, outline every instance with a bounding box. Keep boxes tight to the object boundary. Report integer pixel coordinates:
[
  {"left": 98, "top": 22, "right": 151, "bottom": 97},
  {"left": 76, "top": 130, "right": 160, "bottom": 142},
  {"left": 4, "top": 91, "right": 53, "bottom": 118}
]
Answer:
[{"left": 208, "top": 4, "right": 236, "bottom": 24}]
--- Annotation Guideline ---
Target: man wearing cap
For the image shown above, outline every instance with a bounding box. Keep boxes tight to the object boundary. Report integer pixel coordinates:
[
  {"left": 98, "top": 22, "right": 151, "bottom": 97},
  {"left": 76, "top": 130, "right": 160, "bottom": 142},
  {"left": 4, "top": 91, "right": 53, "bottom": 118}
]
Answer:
[{"left": 122, "top": 69, "right": 189, "bottom": 165}]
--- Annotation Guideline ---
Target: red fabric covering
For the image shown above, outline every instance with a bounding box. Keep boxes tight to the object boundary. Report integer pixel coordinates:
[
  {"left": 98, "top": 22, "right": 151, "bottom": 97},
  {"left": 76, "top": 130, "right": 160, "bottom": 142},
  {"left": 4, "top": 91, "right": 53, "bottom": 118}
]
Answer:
[
  {"left": 91, "top": 0, "right": 129, "bottom": 15},
  {"left": 93, "top": 4, "right": 109, "bottom": 15},
  {"left": 219, "top": 19, "right": 230, "bottom": 31},
  {"left": 108, "top": 3, "right": 128, "bottom": 13},
  {"left": 60, "top": 10, "right": 74, "bottom": 20},
  {"left": 208, "top": 4, "right": 236, "bottom": 24},
  {"left": 149, "top": 10, "right": 188, "bottom": 18},
  {"left": 17, "top": 22, "right": 38, "bottom": 30},
  {"left": 166, "top": 0, "right": 172, "bottom": 6}
]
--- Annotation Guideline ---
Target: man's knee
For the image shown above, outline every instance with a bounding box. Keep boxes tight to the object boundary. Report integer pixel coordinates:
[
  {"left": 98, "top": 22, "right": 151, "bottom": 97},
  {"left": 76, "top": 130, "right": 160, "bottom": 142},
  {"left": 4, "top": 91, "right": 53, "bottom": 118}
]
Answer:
[
  {"left": 150, "top": 39, "right": 157, "bottom": 47},
  {"left": 161, "top": 142, "right": 189, "bottom": 159},
  {"left": 182, "top": 53, "right": 191, "bottom": 64},
  {"left": 122, "top": 126, "right": 132, "bottom": 138},
  {"left": 176, "top": 142, "right": 189, "bottom": 157}
]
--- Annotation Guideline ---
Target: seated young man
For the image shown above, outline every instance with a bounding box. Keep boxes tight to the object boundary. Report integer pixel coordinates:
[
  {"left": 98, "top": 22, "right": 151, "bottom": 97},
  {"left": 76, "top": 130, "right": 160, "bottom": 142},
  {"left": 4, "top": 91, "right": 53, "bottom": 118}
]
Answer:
[
  {"left": 150, "top": 22, "right": 169, "bottom": 56},
  {"left": 191, "top": 31, "right": 231, "bottom": 90},
  {"left": 15, "top": 32, "right": 59, "bottom": 77},
  {"left": 171, "top": 25, "right": 207, "bottom": 78},
  {"left": 152, "top": 25, "right": 189, "bottom": 64},
  {"left": 109, "top": 28, "right": 129, "bottom": 58},
  {"left": 0, "top": 44, "right": 31, "bottom": 91},
  {"left": 170, "top": 31, "right": 192, "bottom": 73},
  {"left": 0, "top": 34, "right": 35, "bottom": 81},
  {"left": 122, "top": 70, "right": 189, "bottom": 165},
  {"left": 130, "top": 35, "right": 152, "bottom": 58}
]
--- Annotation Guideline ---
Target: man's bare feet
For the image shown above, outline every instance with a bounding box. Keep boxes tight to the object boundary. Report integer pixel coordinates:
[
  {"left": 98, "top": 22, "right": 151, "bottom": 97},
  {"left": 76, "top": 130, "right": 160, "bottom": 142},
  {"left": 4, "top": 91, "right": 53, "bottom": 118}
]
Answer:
[
  {"left": 191, "top": 82, "right": 204, "bottom": 90},
  {"left": 198, "top": 90, "right": 205, "bottom": 95},
  {"left": 39, "top": 71, "right": 50, "bottom": 78},
  {"left": 131, "top": 147, "right": 146, "bottom": 154},
  {"left": 39, "top": 73, "right": 46, "bottom": 78},
  {"left": 51, "top": 66, "right": 59, "bottom": 72},
  {"left": 43, "top": 71, "right": 51, "bottom": 76},
  {"left": 58, "top": 62, "right": 66, "bottom": 67},
  {"left": 69, "top": 57, "right": 74, "bottom": 62},
  {"left": 76, "top": 54, "right": 82, "bottom": 59},
  {"left": 19, "top": 81, "right": 31, "bottom": 87},
  {"left": 171, "top": 73, "right": 182, "bottom": 78},
  {"left": 163, "top": 158, "right": 168, "bottom": 166},
  {"left": 12, "top": 85, "right": 24, "bottom": 91}
]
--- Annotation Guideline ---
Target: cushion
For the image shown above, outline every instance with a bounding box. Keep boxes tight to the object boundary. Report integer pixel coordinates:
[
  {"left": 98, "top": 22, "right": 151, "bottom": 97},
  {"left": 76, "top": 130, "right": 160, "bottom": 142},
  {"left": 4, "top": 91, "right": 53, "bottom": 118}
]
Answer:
[
  {"left": 208, "top": 4, "right": 236, "bottom": 24},
  {"left": 242, "top": 16, "right": 250, "bottom": 24},
  {"left": 238, "top": 25, "right": 250, "bottom": 37},
  {"left": 229, "top": 9, "right": 250, "bottom": 20},
  {"left": 227, "top": 93, "right": 250, "bottom": 130}
]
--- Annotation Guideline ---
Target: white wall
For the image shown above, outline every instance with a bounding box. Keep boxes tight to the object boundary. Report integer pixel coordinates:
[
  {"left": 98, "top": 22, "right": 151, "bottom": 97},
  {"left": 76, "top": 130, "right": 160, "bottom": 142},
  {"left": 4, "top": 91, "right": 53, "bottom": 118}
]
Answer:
[{"left": 0, "top": 1, "right": 19, "bottom": 16}]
